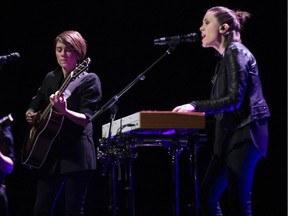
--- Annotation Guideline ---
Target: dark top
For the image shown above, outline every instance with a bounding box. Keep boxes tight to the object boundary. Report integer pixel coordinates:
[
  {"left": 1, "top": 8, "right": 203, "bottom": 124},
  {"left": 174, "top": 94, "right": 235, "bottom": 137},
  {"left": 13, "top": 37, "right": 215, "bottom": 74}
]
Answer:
[
  {"left": 27, "top": 67, "right": 102, "bottom": 174},
  {"left": 192, "top": 42, "right": 270, "bottom": 157}
]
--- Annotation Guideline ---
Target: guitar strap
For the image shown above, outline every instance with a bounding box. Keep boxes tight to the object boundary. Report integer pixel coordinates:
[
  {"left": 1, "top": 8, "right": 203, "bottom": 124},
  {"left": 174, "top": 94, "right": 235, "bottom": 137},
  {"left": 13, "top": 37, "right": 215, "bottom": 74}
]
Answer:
[{"left": 64, "top": 71, "right": 88, "bottom": 100}]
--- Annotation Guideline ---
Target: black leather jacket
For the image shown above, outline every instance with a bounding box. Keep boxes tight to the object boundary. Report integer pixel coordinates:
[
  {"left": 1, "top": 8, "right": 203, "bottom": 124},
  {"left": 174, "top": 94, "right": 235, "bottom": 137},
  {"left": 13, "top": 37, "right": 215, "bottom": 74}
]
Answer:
[{"left": 192, "top": 42, "right": 270, "bottom": 133}]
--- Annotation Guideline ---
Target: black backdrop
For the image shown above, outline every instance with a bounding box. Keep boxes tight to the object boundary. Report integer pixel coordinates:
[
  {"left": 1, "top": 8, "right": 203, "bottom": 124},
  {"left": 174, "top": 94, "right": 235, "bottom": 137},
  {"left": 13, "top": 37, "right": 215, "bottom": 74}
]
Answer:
[{"left": 0, "top": 0, "right": 286, "bottom": 216}]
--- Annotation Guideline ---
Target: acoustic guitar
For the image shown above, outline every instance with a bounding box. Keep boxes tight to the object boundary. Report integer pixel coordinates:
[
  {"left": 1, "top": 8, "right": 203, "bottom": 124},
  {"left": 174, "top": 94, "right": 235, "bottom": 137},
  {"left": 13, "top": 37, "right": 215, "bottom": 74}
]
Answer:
[{"left": 21, "top": 58, "right": 91, "bottom": 169}]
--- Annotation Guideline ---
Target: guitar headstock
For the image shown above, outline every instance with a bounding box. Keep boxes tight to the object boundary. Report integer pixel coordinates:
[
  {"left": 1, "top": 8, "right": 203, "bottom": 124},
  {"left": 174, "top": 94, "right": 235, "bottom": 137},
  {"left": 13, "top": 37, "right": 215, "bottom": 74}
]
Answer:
[{"left": 71, "top": 57, "right": 91, "bottom": 78}]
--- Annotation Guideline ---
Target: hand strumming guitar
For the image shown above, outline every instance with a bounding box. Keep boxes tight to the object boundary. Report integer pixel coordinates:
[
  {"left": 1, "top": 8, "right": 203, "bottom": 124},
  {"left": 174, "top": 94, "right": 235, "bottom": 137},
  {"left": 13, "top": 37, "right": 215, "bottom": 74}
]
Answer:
[{"left": 49, "top": 91, "right": 67, "bottom": 114}]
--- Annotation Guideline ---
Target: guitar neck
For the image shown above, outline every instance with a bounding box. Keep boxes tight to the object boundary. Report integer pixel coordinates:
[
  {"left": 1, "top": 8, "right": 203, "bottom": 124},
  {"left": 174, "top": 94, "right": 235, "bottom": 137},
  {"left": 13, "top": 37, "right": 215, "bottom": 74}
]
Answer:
[
  {"left": 58, "top": 72, "right": 74, "bottom": 94},
  {"left": 40, "top": 102, "right": 53, "bottom": 120},
  {"left": 39, "top": 73, "right": 72, "bottom": 120},
  {"left": 39, "top": 58, "right": 91, "bottom": 120}
]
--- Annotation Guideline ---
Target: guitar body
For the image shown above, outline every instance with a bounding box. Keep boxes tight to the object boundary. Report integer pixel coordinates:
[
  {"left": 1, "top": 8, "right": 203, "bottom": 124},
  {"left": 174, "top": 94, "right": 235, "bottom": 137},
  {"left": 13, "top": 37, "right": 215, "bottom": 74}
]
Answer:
[{"left": 22, "top": 109, "right": 64, "bottom": 168}]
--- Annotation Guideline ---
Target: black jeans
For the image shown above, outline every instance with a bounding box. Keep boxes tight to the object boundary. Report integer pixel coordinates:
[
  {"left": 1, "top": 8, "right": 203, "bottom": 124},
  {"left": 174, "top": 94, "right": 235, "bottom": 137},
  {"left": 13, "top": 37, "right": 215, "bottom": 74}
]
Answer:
[
  {"left": 34, "top": 171, "right": 93, "bottom": 216},
  {"left": 198, "top": 142, "right": 262, "bottom": 216}
]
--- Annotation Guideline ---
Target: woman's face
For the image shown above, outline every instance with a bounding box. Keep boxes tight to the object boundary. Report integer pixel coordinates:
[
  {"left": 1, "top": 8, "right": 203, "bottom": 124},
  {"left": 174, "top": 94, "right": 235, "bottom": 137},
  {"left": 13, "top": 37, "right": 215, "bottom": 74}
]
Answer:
[
  {"left": 199, "top": 11, "right": 222, "bottom": 50},
  {"left": 55, "top": 41, "right": 78, "bottom": 73}
]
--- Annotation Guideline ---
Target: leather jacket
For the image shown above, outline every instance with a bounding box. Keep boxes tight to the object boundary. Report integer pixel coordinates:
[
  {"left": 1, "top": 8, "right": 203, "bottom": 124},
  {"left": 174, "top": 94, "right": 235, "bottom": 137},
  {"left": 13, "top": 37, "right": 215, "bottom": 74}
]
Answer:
[{"left": 192, "top": 42, "right": 270, "bottom": 133}]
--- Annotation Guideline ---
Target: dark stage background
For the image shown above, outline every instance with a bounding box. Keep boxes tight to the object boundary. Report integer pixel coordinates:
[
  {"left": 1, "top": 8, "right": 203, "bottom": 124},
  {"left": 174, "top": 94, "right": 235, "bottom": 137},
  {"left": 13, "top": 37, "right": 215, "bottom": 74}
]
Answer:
[{"left": 0, "top": 0, "right": 287, "bottom": 216}]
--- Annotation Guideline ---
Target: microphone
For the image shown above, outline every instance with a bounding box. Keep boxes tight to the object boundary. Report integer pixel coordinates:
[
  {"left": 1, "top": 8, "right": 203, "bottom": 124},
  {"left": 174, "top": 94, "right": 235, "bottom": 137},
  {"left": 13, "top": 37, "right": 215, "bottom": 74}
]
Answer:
[
  {"left": 0, "top": 52, "right": 20, "bottom": 64},
  {"left": 154, "top": 32, "right": 199, "bottom": 45}
]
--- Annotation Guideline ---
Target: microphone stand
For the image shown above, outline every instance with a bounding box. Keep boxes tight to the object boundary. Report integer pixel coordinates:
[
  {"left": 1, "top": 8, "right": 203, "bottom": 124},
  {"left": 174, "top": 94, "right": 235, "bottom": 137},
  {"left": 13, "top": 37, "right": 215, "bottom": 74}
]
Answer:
[
  {"left": 103, "top": 105, "right": 119, "bottom": 216},
  {"left": 89, "top": 45, "right": 176, "bottom": 122},
  {"left": 91, "top": 45, "right": 176, "bottom": 216}
]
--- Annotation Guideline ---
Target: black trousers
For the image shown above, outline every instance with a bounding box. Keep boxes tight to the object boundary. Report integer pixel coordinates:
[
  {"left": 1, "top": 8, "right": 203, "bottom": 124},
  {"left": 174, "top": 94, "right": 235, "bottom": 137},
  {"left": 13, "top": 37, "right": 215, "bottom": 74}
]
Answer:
[
  {"left": 34, "top": 171, "right": 93, "bottom": 216},
  {"left": 198, "top": 141, "right": 262, "bottom": 216}
]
